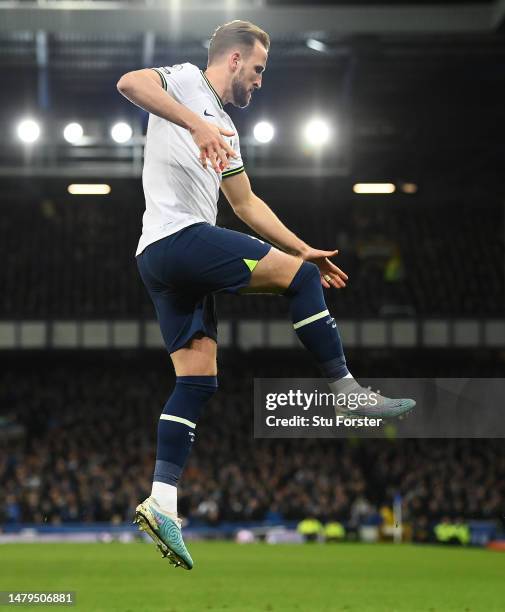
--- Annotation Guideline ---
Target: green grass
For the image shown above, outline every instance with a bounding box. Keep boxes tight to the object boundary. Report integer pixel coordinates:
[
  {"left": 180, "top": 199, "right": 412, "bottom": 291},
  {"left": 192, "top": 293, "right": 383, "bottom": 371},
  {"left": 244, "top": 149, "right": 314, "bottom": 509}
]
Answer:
[{"left": 1, "top": 542, "right": 504, "bottom": 611}]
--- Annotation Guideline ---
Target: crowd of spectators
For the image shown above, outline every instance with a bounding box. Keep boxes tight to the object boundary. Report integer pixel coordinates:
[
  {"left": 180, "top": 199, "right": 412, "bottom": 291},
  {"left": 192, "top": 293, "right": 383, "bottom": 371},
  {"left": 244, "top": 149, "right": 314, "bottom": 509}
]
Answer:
[
  {"left": 1, "top": 351, "right": 504, "bottom": 531},
  {"left": 1, "top": 193, "right": 503, "bottom": 319}
]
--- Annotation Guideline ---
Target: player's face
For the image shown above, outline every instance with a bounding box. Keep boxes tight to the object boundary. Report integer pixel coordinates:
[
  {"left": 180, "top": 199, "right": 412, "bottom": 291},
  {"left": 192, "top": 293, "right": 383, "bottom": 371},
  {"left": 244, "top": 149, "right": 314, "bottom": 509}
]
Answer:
[{"left": 231, "top": 42, "right": 268, "bottom": 108}]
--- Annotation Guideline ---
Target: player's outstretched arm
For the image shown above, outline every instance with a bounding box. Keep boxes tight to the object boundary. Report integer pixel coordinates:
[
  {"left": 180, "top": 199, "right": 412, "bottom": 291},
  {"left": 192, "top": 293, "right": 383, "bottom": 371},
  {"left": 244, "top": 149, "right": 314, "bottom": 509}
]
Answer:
[
  {"left": 221, "top": 171, "right": 348, "bottom": 289},
  {"left": 116, "top": 69, "right": 236, "bottom": 173}
]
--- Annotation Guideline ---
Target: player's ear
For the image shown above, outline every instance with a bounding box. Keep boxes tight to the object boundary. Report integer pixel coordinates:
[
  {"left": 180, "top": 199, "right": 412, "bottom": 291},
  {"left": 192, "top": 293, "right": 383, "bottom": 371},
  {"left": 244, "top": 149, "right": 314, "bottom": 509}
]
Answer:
[{"left": 229, "top": 51, "right": 241, "bottom": 71}]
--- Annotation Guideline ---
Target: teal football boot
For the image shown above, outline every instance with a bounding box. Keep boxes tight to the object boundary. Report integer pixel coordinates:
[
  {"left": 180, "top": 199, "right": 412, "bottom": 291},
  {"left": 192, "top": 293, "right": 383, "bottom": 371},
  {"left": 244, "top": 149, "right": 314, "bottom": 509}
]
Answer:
[{"left": 134, "top": 496, "right": 193, "bottom": 570}]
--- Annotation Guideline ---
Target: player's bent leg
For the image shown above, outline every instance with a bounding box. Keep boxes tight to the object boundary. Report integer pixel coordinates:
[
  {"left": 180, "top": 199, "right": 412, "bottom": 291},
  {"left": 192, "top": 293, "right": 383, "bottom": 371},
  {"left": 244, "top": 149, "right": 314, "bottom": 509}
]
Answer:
[
  {"left": 247, "top": 251, "right": 415, "bottom": 418},
  {"left": 135, "top": 334, "right": 218, "bottom": 569}
]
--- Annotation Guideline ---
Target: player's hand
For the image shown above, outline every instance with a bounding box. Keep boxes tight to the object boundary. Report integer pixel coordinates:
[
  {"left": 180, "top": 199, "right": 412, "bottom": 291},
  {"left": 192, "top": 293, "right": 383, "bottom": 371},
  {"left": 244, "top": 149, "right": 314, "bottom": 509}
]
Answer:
[
  {"left": 302, "top": 247, "right": 348, "bottom": 289},
  {"left": 189, "top": 119, "right": 238, "bottom": 174}
]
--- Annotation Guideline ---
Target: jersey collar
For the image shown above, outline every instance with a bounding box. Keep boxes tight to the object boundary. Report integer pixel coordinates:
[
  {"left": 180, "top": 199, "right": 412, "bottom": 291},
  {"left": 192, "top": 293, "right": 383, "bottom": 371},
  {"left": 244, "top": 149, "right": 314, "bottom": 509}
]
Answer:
[{"left": 201, "top": 70, "right": 224, "bottom": 110}]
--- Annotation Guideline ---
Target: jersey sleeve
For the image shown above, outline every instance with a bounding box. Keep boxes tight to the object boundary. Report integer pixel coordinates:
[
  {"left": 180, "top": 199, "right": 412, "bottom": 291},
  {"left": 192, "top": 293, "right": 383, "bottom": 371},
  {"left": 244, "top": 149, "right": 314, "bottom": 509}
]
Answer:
[
  {"left": 151, "top": 63, "right": 199, "bottom": 103},
  {"left": 221, "top": 128, "right": 245, "bottom": 180}
]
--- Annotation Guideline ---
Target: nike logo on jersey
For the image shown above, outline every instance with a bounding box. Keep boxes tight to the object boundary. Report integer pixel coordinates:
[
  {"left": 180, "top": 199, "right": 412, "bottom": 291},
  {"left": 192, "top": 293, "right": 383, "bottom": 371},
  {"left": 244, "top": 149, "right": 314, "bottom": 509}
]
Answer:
[{"left": 204, "top": 109, "right": 215, "bottom": 117}]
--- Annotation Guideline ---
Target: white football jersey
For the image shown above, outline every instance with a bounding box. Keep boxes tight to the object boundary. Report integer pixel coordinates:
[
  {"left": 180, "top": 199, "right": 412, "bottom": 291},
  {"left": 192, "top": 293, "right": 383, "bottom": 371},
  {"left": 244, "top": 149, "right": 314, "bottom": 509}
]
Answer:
[{"left": 136, "top": 62, "right": 244, "bottom": 256}]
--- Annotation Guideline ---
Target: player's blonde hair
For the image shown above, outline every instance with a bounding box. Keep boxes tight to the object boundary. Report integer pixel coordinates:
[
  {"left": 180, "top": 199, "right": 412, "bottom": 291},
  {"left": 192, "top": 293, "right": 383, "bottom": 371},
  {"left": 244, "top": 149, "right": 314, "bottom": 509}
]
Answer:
[{"left": 208, "top": 20, "right": 270, "bottom": 65}]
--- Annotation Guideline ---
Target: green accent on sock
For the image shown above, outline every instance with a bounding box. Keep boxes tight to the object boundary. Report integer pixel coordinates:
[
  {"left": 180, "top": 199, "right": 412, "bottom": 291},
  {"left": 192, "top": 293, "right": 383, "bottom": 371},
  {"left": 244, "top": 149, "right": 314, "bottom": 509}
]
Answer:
[{"left": 243, "top": 258, "right": 259, "bottom": 273}]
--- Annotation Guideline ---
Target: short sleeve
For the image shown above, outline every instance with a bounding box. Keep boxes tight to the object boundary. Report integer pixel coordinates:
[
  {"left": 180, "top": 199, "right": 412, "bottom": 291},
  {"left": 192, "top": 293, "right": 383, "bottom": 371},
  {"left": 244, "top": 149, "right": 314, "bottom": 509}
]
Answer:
[
  {"left": 151, "top": 63, "right": 199, "bottom": 103},
  {"left": 221, "top": 130, "right": 245, "bottom": 180}
]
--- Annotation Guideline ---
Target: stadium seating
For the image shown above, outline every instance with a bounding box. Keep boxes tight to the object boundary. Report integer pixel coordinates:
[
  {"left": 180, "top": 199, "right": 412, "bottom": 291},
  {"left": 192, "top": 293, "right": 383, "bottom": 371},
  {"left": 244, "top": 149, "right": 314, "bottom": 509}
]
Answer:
[
  {"left": 1, "top": 196, "right": 503, "bottom": 318},
  {"left": 1, "top": 350, "right": 504, "bottom": 529}
]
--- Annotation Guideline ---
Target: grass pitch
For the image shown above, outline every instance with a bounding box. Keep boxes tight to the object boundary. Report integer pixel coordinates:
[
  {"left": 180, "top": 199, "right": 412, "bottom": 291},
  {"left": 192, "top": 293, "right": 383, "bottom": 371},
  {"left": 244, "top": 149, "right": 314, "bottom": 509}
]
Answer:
[{"left": 1, "top": 542, "right": 504, "bottom": 611}]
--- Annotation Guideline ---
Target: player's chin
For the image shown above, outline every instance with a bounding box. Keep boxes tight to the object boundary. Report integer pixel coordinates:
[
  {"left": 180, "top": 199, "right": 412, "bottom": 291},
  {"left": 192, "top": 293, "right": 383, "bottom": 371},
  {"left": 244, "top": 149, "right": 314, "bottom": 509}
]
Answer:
[{"left": 234, "top": 93, "right": 252, "bottom": 108}]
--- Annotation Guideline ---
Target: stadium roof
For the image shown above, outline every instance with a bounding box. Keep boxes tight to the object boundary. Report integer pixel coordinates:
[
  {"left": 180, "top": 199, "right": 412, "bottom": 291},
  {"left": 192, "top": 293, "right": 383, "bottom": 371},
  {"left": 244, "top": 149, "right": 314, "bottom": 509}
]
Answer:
[
  {"left": 1, "top": 0, "right": 503, "bottom": 178},
  {"left": 0, "top": 0, "right": 504, "bottom": 36}
]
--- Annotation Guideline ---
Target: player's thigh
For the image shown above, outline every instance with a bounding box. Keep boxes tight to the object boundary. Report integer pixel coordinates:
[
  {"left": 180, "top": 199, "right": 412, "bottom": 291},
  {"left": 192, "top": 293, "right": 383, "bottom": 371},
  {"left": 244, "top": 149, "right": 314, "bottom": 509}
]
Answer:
[
  {"left": 243, "top": 247, "right": 304, "bottom": 293},
  {"left": 170, "top": 333, "right": 217, "bottom": 376},
  {"left": 187, "top": 224, "right": 272, "bottom": 294}
]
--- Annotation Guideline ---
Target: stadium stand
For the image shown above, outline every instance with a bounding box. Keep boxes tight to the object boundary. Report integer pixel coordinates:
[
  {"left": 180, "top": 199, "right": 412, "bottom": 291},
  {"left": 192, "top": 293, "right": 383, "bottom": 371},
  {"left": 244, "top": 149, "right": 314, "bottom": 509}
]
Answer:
[
  {"left": 2, "top": 350, "right": 504, "bottom": 532},
  {"left": 1, "top": 194, "right": 503, "bottom": 319}
]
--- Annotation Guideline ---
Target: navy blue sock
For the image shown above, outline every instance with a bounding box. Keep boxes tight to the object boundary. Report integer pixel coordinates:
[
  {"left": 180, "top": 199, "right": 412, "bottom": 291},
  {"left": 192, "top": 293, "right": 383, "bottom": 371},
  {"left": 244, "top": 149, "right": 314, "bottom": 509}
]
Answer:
[
  {"left": 153, "top": 376, "right": 218, "bottom": 487},
  {"left": 285, "top": 262, "right": 349, "bottom": 379}
]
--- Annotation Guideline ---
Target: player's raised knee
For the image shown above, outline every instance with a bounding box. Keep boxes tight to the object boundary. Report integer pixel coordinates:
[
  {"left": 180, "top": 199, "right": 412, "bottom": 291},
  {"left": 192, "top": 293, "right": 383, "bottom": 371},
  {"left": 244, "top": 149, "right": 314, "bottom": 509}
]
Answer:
[
  {"left": 285, "top": 261, "right": 320, "bottom": 295},
  {"left": 248, "top": 247, "right": 303, "bottom": 291}
]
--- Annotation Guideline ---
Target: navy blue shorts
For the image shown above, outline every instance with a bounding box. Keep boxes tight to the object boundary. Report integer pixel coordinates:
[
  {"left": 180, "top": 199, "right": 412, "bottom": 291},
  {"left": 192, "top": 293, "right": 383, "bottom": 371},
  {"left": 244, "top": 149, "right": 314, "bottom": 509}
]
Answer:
[{"left": 136, "top": 223, "right": 272, "bottom": 354}]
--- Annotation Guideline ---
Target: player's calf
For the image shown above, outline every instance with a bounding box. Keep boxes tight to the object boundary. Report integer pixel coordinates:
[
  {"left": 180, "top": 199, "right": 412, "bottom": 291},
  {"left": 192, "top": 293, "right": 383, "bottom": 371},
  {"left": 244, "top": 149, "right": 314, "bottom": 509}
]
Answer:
[{"left": 280, "top": 260, "right": 416, "bottom": 417}]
